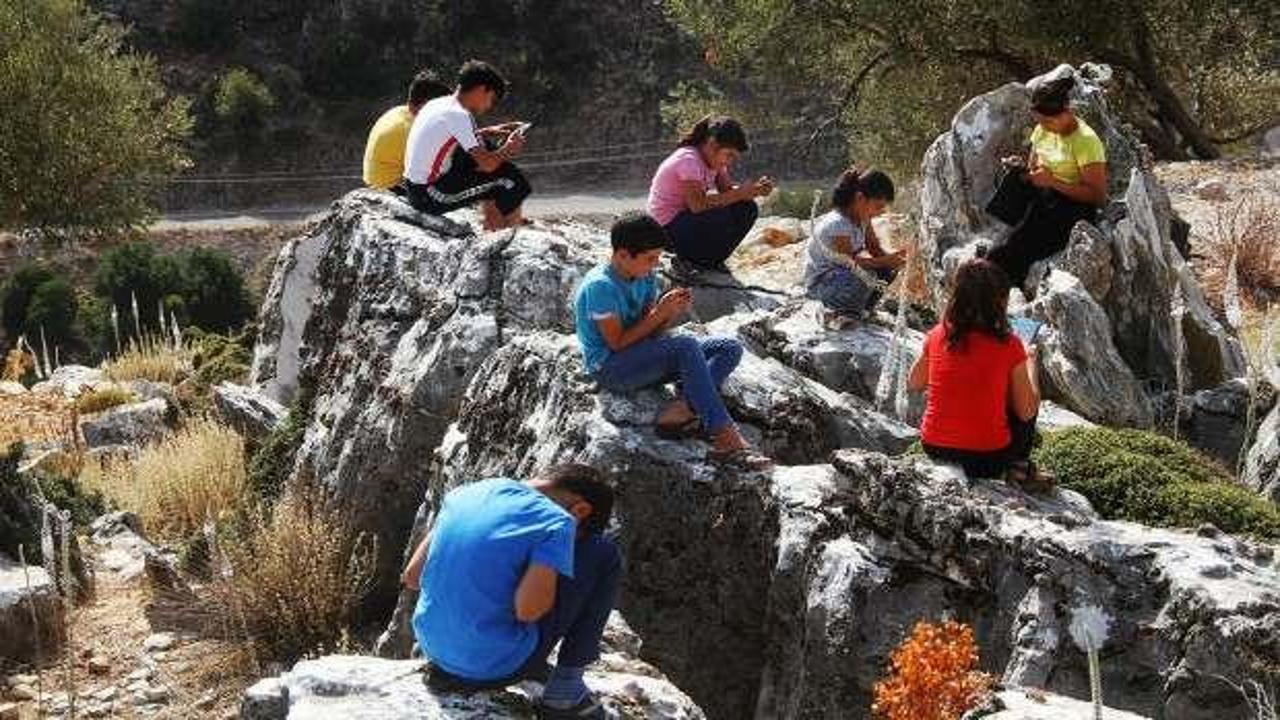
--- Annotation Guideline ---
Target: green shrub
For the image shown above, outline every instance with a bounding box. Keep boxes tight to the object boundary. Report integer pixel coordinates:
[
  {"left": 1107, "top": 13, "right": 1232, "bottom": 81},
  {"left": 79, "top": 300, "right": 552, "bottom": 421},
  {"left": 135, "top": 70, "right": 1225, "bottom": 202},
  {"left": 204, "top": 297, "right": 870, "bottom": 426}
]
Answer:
[
  {"left": 180, "top": 248, "right": 254, "bottom": 333},
  {"left": 190, "top": 325, "right": 254, "bottom": 387},
  {"left": 1034, "top": 428, "right": 1279, "bottom": 540},
  {"left": 94, "top": 241, "right": 183, "bottom": 332},
  {"left": 247, "top": 384, "right": 313, "bottom": 501},
  {"left": 214, "top": 68, "right": 275, "bottom": 137},
  {"left": 2, "top": 263, "right": 56, "bottom": 338},
  {"left": 74, "top": 386, "right": 137, "bottom": 414},
  {"left": 1, "top": 443, "right": 106, "bottom": 566}
]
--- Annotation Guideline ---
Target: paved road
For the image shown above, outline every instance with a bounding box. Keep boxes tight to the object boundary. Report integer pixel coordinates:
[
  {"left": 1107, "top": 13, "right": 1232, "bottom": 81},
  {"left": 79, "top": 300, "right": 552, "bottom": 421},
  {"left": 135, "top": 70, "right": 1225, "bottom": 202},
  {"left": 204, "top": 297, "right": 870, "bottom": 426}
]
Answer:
[{"left": 152, "top": 191, "right": 648, "bottom": 231}]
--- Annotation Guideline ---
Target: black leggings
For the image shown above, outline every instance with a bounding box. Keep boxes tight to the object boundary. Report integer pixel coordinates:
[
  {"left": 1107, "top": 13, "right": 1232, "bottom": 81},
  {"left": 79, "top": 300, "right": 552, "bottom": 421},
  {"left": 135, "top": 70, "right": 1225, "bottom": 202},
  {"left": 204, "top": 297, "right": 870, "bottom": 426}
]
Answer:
[
  {"left": 923, "top": 409, "right": 1036, "bottom": 478},
  {"left": 987, "top": 173, "right": 1096, "bottom": 289},
  {"left": 403, "top": 146, "right": 531, "bottom": 216},
  {"left": 665, "top": 200, "right": 759, "bottom": 268}
]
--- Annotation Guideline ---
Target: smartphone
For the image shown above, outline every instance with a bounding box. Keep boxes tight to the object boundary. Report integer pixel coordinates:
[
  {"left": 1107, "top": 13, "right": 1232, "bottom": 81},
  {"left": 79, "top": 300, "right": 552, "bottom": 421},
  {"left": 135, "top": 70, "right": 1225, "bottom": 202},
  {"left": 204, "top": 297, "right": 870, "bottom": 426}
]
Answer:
[
  {"left": 514, "top": 121, "right": 533, "bottom": 137},
  {"left": 1010, "top": 316, "right": 1043, "bottom": 345}
]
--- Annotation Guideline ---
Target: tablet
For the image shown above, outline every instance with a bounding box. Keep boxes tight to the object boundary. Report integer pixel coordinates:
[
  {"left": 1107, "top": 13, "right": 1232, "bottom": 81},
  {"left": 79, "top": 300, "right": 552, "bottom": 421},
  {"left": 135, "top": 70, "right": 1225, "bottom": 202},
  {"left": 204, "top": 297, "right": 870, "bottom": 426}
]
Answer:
[{"left": 1010, "top": 316, "right": 1043, "bottom": 345}]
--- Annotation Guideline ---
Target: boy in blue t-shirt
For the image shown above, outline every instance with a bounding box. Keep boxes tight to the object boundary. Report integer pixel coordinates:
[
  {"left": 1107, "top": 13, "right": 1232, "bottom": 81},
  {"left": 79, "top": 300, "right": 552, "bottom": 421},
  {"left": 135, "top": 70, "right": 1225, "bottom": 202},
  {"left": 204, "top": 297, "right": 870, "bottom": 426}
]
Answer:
[
  {"left": 573, "top": 212, "right": 767, "bottom": 467},
  {"left": 402, "top": 464, "right": 620, "bottom": 720}
]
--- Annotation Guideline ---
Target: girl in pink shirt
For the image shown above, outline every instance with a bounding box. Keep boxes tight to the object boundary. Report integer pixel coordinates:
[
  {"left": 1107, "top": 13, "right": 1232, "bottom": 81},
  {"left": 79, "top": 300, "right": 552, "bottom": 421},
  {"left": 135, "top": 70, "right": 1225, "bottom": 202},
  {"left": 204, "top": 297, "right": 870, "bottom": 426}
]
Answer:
[{"left": 646, "top": 115, "right": 773, "bottom": 275}]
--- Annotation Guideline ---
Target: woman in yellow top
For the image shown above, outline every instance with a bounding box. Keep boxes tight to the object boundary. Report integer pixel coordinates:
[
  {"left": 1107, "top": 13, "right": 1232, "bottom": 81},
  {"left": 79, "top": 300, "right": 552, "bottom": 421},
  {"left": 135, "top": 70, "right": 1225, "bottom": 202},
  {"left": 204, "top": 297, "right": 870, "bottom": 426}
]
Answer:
[{"left": 988, "top": 75, "right": 1108, "bottom": 290}]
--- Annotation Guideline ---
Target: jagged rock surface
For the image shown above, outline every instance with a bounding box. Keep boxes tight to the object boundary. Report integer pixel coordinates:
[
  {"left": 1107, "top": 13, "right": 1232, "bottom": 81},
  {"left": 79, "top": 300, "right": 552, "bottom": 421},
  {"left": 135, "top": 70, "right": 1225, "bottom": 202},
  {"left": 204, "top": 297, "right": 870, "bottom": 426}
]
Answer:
[
  {"left": 212, "top": 382, "right": 287, "bottom": 439},
  {"left": 244, "top": 615, "right": 705, "bottom": 720},
  {"left": 78, "top": 397, "right": 173, "bottom": 449},
  {"left": 0, "top": 554, "right": 64, "bottom": 668},
  {"left": 918, "top": 63, "right": 1245, "bottom": 426},
  {"left": 374, "top": 329, "right": 1278, "bottom": 720},
  {"left": 1244, "top": 402, "right": 1280, "bottom": 502},
  {"left": 1156, "top": 378, "right": 1277, "bottom": 470}
]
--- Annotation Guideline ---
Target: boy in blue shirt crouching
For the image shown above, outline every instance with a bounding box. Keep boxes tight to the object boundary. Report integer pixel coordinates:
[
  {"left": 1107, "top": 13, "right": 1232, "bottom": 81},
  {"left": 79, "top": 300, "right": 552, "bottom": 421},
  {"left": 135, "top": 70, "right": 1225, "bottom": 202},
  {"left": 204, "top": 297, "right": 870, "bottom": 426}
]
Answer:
[
  {"left": 403, "top": 464, "right": 620, "bottom": 719},
  {"left": 573, "top": 212, "right": 769, "bottom": 468}
]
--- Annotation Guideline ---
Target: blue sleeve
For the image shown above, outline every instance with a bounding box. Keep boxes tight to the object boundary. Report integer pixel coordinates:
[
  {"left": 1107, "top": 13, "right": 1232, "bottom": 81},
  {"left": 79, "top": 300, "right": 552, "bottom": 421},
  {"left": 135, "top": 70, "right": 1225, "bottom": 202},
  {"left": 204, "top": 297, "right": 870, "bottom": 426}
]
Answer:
[
  {"left": 530, "top": 515, "right": 576, "bottom": 578},
  {"left": 581, "top": 279, "right": 621, "bottom": 322}
]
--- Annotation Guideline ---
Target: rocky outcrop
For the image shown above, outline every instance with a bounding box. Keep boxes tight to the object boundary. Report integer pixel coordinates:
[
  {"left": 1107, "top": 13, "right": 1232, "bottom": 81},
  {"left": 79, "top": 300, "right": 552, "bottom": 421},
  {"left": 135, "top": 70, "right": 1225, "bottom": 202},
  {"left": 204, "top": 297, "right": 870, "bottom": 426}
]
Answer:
[
  {"left": 370, "top": 327, "right": 1279, "bottom": 720},
  {"left": 244, "top": 615, "right": 705, "bottom": 720},
  {"left": 1156, "top": 378, "right": 1277, "bottom": 470},
  {"left": 0, "top": 554, "right": 64, "bottom": 669},
  {"left": 30, "top": 365, "right": 106, "bottom": 398},
  {"left": 1244, "top": 402, "right": 1280, "bottom": 502},
  {"left": 78, "top": 397, "right": 173, "bottom": 449},
  {"left": 1025, "top": 271, "right": 1151, "bottom": 427},
  {"left": 918, "top": 63, "right": 1245, "bottom": 425},
  {"left": 970, "top": 687, "right": 1151, "bottom": 719},
  {"left": 212, "top": 381, "right": 287, "bottom": 439}
]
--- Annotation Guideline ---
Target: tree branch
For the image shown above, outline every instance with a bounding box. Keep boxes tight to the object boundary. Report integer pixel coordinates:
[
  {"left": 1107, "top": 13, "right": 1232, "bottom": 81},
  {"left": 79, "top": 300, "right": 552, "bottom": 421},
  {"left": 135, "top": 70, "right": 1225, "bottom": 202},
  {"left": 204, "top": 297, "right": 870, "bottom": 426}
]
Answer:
[{"left": 805, "top": 49, "right": 891, "bottom": 151}]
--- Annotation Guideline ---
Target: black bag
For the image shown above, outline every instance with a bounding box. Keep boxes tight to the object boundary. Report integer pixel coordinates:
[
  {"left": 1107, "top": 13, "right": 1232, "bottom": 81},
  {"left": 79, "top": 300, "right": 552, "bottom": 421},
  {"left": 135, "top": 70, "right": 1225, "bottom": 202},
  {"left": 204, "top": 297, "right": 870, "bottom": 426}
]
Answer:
[{"left": 985, "top": 166, "right": 1037, "bottom": 226}]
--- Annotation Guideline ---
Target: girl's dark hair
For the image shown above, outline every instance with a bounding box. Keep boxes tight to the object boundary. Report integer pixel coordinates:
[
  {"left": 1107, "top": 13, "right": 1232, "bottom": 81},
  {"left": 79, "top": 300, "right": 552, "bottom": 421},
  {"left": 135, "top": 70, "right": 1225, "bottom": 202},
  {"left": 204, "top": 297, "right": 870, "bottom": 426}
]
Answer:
[
  {"left": 944, "top": 259, "right": 1012, "bottom": 349},
  {"left": 678, "top": 114, "right": 749, "bottom": 152},
  {"left": 831, "top": 166, "right": 895, "bottom": 210},
  {"left": 539, "top": 463, "right": 615, "bottom": 534},
  {"left": 407, "top": 69, "right": 450, "bottom": 107},
  {"left": 1030, "top": 76, "right": 1074, "bottom": 115}
]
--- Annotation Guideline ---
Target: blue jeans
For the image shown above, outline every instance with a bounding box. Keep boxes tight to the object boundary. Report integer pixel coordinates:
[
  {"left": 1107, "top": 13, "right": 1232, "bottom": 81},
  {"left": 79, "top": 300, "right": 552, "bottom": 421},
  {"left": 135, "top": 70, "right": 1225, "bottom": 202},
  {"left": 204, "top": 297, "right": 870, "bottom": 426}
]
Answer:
[
  {"left": 665, "top": 200, "right": 759, "bottom": 267},
  {"left": 527, "top": 533, "right": 622, "bottom": 670},
  {"left": 807, "top": 266, "right": 896, "bottom": 316},
  {"left": 594, "top": 335, "right": 742, "bottom": 433}
]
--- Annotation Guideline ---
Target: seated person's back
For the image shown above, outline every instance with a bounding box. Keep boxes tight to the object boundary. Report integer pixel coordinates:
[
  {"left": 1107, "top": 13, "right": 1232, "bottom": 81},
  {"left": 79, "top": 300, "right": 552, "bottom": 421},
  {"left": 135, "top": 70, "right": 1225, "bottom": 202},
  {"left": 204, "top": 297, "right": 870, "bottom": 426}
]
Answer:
[
  {"left": 363, "top": 69, "right": 449, "bottom": 189},
  {"left": 919, "top": 322, "right": 1026, "bottom": 452},
  {"left": 415, "top": 477, "right": 574, "bottom": 680}
]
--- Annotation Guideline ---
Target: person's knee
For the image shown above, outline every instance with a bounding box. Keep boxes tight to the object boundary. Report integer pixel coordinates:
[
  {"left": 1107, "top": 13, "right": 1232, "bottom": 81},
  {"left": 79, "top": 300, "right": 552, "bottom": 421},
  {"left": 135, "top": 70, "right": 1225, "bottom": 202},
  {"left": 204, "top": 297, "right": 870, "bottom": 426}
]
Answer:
[
  {"left": 578, "top": 533, "right": 623, "bottom": 578},
  {"left": 711, "top": 337, "right": 744, "bottom": 364},
  {"left": 671, "top": 335, "right": 702, "bottom": 358}
]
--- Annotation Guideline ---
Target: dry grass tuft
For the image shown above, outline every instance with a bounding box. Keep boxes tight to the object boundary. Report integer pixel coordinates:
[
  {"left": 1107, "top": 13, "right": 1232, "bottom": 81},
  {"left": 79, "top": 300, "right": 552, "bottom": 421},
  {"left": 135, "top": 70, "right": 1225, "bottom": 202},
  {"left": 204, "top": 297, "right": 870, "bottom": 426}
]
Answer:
[
  {"left": 79, "top": 418, "right": 246, "bottom": 542},
  {"left": 1194, "top": 197, "right": 1280, "bottom": 314},
  {"left": 189, "top": 483, "right": 376, "bottom": 666},
  {"left": 0, "top": 392, "right": 76, "bottom": 447},
  {"left": 103, "top": 334, "right": 192, "bottom": 384},
  {"left": 73, "top": 386, "right": 136, "bottom": 415}
]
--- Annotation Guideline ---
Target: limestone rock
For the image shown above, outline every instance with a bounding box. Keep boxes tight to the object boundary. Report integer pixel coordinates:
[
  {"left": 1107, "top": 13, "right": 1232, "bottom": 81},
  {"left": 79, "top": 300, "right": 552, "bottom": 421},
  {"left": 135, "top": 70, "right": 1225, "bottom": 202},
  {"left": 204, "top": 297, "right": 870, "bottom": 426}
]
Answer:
[
  {"left": 970, "top": 687, "right": 1152, "bottom": 719},
  {"left": 405, "top": 331, "right": 1277, "bottom": 719},
  {"left": 244, "top": 616, "right": 704, "bottom": 719},
  {"left": 89, "top": 511, "right": 156, "bottom": 583},
  {"left": 919, "top": 63, "right": 1244, "bottom": 396},
  {"left": 736, "top": 299, "right": 926, "bottom": 423},
  {"left": 1036, "top": 401, "right": 1097, "bottom": 432},
  {"left": 1158, "top": 378, "right": 1277, "bottom": 469},
  {"left": 212, "top": 381, "right": 287, "bottom": 438},
  {"left": 30, "top": 364, "right": 105, "bottom": 398},
  {"left": 0, "top": 381, "right": 26, "bottom": 395},
  {"left": 1243, "top": 401, "right": 1280, "bottom": 502},
  {"left": 1193, "top": 178, "right": 1229, "bottom": 202},
  {"left": 78, "top": 397, "right": 173, "bottom": 449},
  {"left": 1026, "top": 271, "right": 1152, "bottom": 427},
  {"left": 0, "top": 553, "right": 64, "bottom": 667}
]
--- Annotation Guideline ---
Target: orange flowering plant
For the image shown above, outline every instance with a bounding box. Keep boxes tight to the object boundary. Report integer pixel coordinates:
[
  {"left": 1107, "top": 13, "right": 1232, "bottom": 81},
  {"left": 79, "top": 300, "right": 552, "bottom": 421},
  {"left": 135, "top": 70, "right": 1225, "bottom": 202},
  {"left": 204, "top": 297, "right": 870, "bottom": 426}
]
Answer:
[{"left": 872, "top": 619, "right": 995, "bottom": 720}]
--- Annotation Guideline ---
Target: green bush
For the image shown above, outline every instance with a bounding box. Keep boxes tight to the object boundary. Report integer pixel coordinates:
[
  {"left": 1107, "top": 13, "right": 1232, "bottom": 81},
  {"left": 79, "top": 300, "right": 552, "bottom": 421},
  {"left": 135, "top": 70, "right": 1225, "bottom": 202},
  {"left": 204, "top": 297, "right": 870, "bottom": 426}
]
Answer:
[
  {"left": 214, "top": 68, "right": 276, "bottom": 137},
  {"left": 94, "top": 241, "right": 183, "bottom": 332},
  {"left": 0, "top": 443, "right": 106, "bottom": 566},
  {"left": 25, "top": 277, "right": 78, "bottom": 346},
  {"left": 94, "top": 241, "right": 254, "bottom": 339},
  {"left": 0, "top": 0, "right": 190, "bottom": 236},
  {"left": 180, "top": 248, "right": 254, "bottom": 333},
  {"left": 2, "top": 264, "right": 56, "bottom": 338},
  {"left": 1034, "top": 428, "right": 1280, "bottom": 540},
  {"left": 247, "top": 384, "right": 313, "bottom": 502},
  {"left": 189, "top": 325, "right": 254, "bottom": 386}
]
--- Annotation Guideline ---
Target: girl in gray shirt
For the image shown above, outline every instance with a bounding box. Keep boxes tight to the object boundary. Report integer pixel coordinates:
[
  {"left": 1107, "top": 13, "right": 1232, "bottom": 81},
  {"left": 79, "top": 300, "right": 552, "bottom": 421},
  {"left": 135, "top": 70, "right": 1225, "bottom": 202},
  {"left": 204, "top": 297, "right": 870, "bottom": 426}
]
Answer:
[{"left": 803, "top": 168, "right": 905, "bottom": 323}]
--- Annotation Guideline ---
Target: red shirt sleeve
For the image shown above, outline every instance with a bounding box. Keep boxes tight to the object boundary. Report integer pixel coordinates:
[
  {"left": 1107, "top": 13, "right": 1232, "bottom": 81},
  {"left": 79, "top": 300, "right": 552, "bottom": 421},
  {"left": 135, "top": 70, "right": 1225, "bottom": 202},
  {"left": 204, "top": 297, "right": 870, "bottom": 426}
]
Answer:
[{"left": 1005, "top": 334, "right": 1027, "bottom": 371}]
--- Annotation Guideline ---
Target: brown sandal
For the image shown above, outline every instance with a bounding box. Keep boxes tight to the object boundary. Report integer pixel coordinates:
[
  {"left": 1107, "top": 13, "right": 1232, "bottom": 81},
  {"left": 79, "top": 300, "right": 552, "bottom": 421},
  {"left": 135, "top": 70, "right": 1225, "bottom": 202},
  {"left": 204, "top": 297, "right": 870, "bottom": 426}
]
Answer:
[
  {"left": 656, "top": 416, "right": 703, "bottom": 440},
  {"left": 709, "top": 446, "right": 774, "bottom": 470},
  {"left": 1006, "top": 460, "right": 1056, "bottom": 493}
]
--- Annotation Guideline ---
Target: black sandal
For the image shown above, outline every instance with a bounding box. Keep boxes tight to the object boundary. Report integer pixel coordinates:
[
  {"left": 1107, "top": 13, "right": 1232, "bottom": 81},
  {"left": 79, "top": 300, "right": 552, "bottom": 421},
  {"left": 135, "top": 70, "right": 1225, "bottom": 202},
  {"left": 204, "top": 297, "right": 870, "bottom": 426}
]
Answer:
[{"left": 656, "top": 416, "right": 702, "bottom": 440}]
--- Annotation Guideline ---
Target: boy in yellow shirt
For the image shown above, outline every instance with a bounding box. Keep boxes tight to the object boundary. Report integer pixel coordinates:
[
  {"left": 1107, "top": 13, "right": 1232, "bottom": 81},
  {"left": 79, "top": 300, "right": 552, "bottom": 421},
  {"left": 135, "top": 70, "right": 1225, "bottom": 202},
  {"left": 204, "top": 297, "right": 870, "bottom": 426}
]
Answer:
[
  {"left": 362, "top": 70, "right": 450, "bottom": 190},
  {"left": 987, "top": 75, "right": 1108, "bottom": 291}
]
